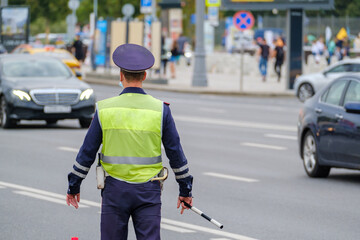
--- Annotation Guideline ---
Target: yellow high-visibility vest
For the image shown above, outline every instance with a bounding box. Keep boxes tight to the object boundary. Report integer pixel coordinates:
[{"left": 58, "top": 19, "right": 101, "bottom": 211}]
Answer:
[{"left": 97, "top": 93, "right": 163, "bottom": 183}]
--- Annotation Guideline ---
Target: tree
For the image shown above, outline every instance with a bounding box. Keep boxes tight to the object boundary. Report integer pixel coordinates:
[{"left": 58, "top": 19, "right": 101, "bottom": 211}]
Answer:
[{"left": 9, "top": 0, "right": 70, "bottom": 41}]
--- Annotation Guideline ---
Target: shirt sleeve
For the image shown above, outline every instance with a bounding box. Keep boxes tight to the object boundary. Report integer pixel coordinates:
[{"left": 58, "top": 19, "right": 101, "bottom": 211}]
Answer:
[
  {"left": 162, "top": 104, "right": 193, "bottom": 197},
  {"left": 67, "top": 111, "right": 102, "bottom": 194}
]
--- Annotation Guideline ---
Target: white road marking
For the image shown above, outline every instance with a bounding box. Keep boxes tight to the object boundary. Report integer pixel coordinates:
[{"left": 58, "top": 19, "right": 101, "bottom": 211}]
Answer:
[
  {"left": 204, "top": 172, "right": 259, "bottom": 183},
  {"left": 161, "top": 223, "right": 196, "bottom": 233},
  {"left": 175, "top": 115, "right": 296, "bottom": 132},
  {"left": 198, "top": 108, "right": 226, "bottom": 114},
  {"left": 13, "top": 191, "right": 89, "bottom": 208},
  {"left": 58, "top": 146, "right": 78, "bottom": 153},
  {"left": 162, "top": 218, "right": 259, "bottom": 240},
  {"left": 241, "top": 142, "right": 287, "bottom": 151},
  {"left": 0, "top": 181, "right": 259, "bottom": 240},
  {"left": 265, "top": 134, "right": 297, "bottom": 140},
  {"left": 0, "top": 186, "right": 6, "bottom": 189}
]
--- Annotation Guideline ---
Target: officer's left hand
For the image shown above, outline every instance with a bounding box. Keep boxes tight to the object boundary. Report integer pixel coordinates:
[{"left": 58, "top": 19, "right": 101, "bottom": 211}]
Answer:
[{"left": 66, "top": 193, "right": 80, "bottom": 209}]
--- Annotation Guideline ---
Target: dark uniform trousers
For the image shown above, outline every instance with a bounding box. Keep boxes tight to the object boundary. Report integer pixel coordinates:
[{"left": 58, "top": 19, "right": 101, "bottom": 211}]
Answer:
[{"left": 101, "top": 177, "right": 162, "bottom": 240}]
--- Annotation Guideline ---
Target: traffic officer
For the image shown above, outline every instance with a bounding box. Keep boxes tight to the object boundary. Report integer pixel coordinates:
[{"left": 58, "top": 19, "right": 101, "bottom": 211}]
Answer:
[{"left": 66, "top": 43, "right": 193, "bottom": 240}]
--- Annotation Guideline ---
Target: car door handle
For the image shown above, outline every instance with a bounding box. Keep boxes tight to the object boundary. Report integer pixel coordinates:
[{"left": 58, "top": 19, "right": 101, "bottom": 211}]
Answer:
[
  {"left": 315, "top": 108, "right": 322, "bottom": 114},
  {"left": 335, "top": 114, "right": 343, "bottom": 120}
]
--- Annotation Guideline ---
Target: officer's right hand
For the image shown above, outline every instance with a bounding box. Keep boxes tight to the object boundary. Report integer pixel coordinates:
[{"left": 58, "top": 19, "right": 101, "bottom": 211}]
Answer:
[
  {"left": 177, "top": 196, "right": 192, "bottom": 214},
  {"left": 66, "top": 193, "right": 80, "bottom": 209}
]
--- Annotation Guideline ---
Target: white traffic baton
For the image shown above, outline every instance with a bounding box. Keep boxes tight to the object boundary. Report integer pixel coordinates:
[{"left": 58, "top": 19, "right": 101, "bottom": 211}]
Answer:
[{"left": 182, "top": 201, "right": 224, "bottom": 229}]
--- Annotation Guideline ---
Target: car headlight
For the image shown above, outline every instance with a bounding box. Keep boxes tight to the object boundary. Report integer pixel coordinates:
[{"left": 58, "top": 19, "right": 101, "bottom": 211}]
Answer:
[
  {"left": 80, "top": 89, "right": 94, "bottom": 100},
  {"left": 12, "top": 90, "right": 31, "bottom": 101}
]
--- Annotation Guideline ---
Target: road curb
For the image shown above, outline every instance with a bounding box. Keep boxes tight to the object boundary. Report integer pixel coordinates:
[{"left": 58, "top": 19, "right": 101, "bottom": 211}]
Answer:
[{"left": 84, "top": 73, "right": 295, "bottom": 98}]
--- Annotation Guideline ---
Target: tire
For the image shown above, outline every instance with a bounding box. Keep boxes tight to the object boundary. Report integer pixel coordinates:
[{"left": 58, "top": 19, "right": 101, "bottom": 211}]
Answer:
[
  {"left": 298, "top": 83, "right": 314, "bottom": 102},
  {"left": 46, "top": 119, "right": 58, "bottom": 125},
  {"left": 79, "top": 118, "right": 92, "bottom": 128},
  {"left": 0, "top": 97, "right": 16, "bottom": 129},
  {"left": 302, "top": 131, "right": 330, "bottom": 178}
]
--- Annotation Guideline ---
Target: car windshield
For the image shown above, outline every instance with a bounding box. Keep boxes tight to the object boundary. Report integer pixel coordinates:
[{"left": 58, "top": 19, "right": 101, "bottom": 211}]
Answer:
[
  {"left": 34, "top": 51, "right": 74, "bottom": 60},
  {"left": 2, "top": 58, "right": 72, "bottom": 78}
]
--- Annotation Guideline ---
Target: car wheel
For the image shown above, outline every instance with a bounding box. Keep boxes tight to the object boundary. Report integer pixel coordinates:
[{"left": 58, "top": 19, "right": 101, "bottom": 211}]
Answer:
[
  {"left": 0, "top": 97, "right": 16, "bottom": 128},
  {"left": 46, "top": 119, "right": 58, "bottom": 125},
  {"left": 302, "top": 131, "right": 330, "bottom": 178},
  {"left": 79, "top": 118, "right": 92, "bottom": 128},
  {"left": 298, "top": 83, "right": 314, "bottom": 102}
]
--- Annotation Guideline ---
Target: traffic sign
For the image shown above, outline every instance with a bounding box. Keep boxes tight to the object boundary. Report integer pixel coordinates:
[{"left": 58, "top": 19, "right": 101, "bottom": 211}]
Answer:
[
  {"left": 68, "top": 0, "right": 80, "bottom": 10},
  {"left": 233, "top": 11, "right": 254, "bottom": 31},
  {"left": 122, "top": 3, "right": 135, "bottom": 18},
  {"left": 140, "top": 0, "right": 152, "bottom": 14}
]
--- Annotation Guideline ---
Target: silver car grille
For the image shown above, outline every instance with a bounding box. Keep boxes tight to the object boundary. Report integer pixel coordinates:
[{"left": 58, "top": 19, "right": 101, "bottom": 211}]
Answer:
[{"left": 30, "top": 89, "right": 81, "bottom": 105}]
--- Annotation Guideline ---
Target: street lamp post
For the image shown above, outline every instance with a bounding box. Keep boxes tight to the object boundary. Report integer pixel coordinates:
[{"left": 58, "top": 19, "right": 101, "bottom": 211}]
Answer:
[{"left": 192, "top": 0, "right": 208, "bottom": 87}]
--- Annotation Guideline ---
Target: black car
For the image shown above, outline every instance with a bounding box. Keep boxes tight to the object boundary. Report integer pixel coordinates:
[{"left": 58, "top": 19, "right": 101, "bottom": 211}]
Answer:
[
  {"left": 0, "top": 54, "right": 95, "bottom": 128},
  {"left": 298, "top": 75, "right": 360, "bottom": 177}
]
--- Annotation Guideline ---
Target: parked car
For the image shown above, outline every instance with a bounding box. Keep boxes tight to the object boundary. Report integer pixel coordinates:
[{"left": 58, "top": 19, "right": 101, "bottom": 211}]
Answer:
[
  {"left": 294, "top": 58, "right": 360, "bottom": 102},
  {"left": 297, "top": 75, "right": 360, "bottom": 177},
  {"left": 0, "top": 54, "right": 95, "bottom": 128}
]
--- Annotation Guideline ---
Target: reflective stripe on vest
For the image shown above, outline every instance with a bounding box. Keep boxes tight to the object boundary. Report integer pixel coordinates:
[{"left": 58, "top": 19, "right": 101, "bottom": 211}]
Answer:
[{"left": 97, "top": 93, "right": 163, "bottom": 183}]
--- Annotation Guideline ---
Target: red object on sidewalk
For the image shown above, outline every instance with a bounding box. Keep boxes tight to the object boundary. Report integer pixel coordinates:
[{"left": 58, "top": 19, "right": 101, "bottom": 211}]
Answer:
[{"left": 71, "top": 238, "right": 78, "bottom": 240}]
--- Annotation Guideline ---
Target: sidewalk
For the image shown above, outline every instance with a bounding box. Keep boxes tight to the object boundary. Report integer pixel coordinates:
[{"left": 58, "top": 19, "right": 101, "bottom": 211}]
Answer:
[{"left": 82, "top": 52, "right": 297, "bottom": 97}]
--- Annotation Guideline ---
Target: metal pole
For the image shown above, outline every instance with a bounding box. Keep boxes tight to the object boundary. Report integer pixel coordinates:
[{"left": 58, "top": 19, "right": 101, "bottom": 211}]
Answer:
[
  {"left": 192, "top": 0, "right": 207, "bottom": 87},
  {"left": 91, "top": 0, "right": 98, "bottom": 71},
  {"left": 240, "top": 41, "right": 244, "bottom": 92}
]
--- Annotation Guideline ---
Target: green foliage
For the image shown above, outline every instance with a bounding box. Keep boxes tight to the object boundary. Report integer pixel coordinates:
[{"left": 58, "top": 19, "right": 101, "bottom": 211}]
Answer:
[{"left": 30, "top": 17, "right": 67, "bottom": 35}]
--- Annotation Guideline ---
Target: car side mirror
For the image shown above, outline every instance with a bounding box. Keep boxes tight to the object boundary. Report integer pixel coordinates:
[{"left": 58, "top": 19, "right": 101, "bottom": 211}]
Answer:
[
  {"left": 344, "top": 102, "right": 360, "bottom": 114},
  {"left": 75, "top": 71, "right": 82, "bottom": 78}
]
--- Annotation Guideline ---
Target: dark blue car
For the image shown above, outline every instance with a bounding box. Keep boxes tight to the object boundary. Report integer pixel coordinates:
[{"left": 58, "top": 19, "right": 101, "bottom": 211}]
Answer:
[{"left": 298, "top": 75, "right": 360, "bottom": 177}]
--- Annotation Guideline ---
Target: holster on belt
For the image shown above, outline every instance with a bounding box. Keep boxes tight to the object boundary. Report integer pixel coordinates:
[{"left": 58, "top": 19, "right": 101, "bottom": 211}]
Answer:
[
  {"left": 151, "top": 167, "right": 168, "bottom": 191},
  {"left": 96, "top": 153, "right": 108, "bottom": 189}
]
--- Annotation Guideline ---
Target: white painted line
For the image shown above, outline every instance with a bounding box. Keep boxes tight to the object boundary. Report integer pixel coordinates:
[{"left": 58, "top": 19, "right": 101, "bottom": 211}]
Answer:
[
  {"left": 204, "top": 172, "right": 259, "bottom": 183},
  {"left": 198, "top": 108, "right": 226, "bottom": 114},
  {"left": 0, "top": 181, "right": 101, "bottom": 208},
  {"left": 175, "top": 115, "right": 296, "bottom": 132},
  {"left": 210, "top": 238, "right": 232, "bottom": 240},
  {"left": 58, "top": 146, "right": 78, "bottom": 153},
  {"left": 241, "top": 142, "right": 287, "bottom": 151},
  {"left": 265, "top": 134, "right": 297, "bottom": 140},
  {"left": 162, "top": 218, "right": 259, "bottom": 240},
  {"left": 13, "top": 191, "right": 89, "bottom": 208},
  {"left": 0, "top": 186, "right": 6, "bottom": 189},
  {"left": 161, "top": 223, "right": 196, "bottom": 233},
  {"left": 1, "top": 181, "right": 259, "bottom": 240}
]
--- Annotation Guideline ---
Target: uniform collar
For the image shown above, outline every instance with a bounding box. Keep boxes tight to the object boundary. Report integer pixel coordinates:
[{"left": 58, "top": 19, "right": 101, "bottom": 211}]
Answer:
[{"left": 120, "top": 87, "right": 146, "bottom": 95}]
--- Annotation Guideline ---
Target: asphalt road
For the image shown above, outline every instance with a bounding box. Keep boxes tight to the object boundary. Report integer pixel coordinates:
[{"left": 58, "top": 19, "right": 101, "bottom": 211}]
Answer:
[{"left": 1, "top": 84, "right": 360, "bottom": 240}]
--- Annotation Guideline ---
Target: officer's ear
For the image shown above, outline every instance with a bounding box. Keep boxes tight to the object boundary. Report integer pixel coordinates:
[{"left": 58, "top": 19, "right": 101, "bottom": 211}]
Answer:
[{"left": 142, "top": 71, "right": 147, "bottom": 81}]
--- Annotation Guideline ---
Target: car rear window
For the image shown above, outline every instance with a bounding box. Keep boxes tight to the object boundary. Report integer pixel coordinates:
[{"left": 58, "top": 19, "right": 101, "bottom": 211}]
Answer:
[
  {"left": 344, "top": 81, "right": 360, "bottom": 104},
  {"left": 323, "top": 80, "right": 347, "bottom": 106},
  {"left": 2, "top": 58, "right": 72, "bottom": 78}
]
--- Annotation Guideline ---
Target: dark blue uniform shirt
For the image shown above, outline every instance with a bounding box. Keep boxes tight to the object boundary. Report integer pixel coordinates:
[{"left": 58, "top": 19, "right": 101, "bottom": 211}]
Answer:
[{"left": 68, "top": 87, "right": 193, "bottom": 197}]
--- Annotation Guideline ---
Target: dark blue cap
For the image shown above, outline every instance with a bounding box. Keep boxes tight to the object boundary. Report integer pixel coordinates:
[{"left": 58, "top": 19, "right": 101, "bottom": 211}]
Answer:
[{"left": 112, "top": 44, "right": 155, "bottom": 72}]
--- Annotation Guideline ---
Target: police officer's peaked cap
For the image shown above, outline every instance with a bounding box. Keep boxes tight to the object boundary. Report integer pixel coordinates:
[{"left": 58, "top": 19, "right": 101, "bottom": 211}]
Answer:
[{"left": 112, "top": 44, "right": 155, "bottom": 72}]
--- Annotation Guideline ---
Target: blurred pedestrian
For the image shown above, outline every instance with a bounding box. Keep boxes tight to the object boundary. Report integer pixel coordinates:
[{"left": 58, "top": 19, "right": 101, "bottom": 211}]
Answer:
[
  {"left": 354, "top": 33, "right": 360, "bottom": 57},
  {"left": 335, "top": 37, "right": 343, "bottom": 61},
  {"left": 273, "top": 37, "right": 285, "bottom": 82},
  {"left": 160, "top": 35, "right": 170, "bottom": 78},
  {"left": 66, "top": 43, "right": 193, "bottom": 240},
  {"left": 257, "top": 38, "right": 270, "bottom": 82},
  {"left": 72, "top": 33, "right": 84, "bottom": 64},
  {"left": 311, "top": 40, "right": 320, "bottom": 64},
  {"left": 177, "top": 34, "right": 189, "bottom": 62},
  {"left": 170, "top": 40, "right": 179, "bottom": 79},
  {"left": 326, "top": 38, "right": 336, "bottom": 66}
]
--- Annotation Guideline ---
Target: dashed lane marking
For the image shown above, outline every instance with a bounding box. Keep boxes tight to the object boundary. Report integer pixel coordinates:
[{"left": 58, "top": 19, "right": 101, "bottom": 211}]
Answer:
[
  {"left": 13, "top": 191, "right": 89, "bottom": 208},
  {"left": 264, "top": 134, "right": 297, "bottom": 140},
  {"left": 204, "top": 172, "right": 259, "bottom": 183},
  {"left": 0, "top": 181, "right": 260, "bottom": 240},
  {"left": 58, "top": 146, "right": 78, "bottom": 153},
  {"left": 241, "top": 142, "right": 287, "bottom": 151},
  {"left": 175, "top": 115, "right": 296, "bottom": 132}
]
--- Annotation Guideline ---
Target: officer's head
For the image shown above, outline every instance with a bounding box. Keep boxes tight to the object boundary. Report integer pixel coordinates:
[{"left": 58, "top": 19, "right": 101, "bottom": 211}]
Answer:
[{"left": 112, "top": 44, "right": 155, "bottom": 86}]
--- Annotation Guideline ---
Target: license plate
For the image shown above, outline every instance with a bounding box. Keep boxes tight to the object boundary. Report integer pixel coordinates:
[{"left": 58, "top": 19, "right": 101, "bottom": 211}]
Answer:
[{"left": 44, "top": 105, "right": 71, "bottom": 113}]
